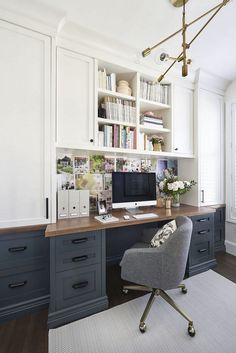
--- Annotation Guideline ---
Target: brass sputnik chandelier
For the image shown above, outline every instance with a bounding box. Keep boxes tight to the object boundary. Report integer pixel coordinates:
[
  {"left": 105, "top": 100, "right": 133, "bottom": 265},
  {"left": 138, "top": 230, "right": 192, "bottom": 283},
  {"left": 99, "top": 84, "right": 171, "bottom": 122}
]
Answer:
[{"left": 142, "top": 0, "right": 230, "bottom": 82}]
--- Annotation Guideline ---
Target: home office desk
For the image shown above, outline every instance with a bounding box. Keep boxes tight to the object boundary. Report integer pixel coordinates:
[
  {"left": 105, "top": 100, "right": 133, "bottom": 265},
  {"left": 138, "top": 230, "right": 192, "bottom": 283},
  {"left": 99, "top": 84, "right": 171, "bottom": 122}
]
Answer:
[{"left": 45, "top": 205, "right": 216, "bottom": 328}]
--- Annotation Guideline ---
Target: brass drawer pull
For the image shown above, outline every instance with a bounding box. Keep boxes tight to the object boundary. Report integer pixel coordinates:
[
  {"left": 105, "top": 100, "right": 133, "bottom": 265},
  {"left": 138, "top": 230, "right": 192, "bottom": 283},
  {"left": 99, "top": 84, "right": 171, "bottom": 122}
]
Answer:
[
  {"left": 198, "top": 248, "right": 207, "bottom": 253},
  {"left": 72, "top": 281, "right": 88, "bottom": 290},
  {"left": 8, "top": 281, "right": 27, "bottom": 289},
  {"left": 72, "top": 238, "right": 88, "bottom": 244},
  {"left": 198, "top": 230, "right": 209, "bottom": 235},
  {"left": 72, "top": 255, "right": 88, "bottom": 263},
  {"left": 8, "top": 246, "right": 27, "bottom": 253}
]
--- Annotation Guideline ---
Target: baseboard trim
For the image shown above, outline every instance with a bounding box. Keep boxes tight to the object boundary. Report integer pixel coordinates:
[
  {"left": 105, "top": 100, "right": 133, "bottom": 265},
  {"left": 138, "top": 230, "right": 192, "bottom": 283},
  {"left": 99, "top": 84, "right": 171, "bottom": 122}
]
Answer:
[
  {"left": 48, "top": 295, "right": 109, "bottom": 329},
  {"left": 0, "top": 295, "right": 49, "bottom": 323},
  {"left": 225, "top": 240, "right": 236, "bottom": 256}
]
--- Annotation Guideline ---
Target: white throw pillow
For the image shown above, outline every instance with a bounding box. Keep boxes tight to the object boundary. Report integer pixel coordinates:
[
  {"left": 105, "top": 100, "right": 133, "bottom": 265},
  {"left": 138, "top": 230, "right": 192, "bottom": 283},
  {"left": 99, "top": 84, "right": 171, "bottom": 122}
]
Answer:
[{"left": 150, "top": 220, "right": 177, "bottom": 248}]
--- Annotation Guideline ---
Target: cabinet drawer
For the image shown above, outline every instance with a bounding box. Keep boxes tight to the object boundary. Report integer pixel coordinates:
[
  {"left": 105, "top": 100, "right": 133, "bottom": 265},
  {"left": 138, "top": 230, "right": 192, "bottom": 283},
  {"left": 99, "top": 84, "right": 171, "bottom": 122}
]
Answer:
[
  {"left": 56, "top": 231, "right": 101, "bottom": 254},
  {"left": 191, "top": 214, "right": 214, "bottom": 231},
  {"left": 191, "top": 228, "right": 213, "bottom": 244},
  {"left": 0, "top": 231, "right": 49, "bottom": 270},
  {"left": 189, "top": 240, "right": 213, "bottom": 266},
  {"left": 55, "top": 264, "right": 101, "bottom": 310},
  {"left": 56, "top": 246, "right": 101, "bottom": 272},
  {"left": 0, "top": 264, "right": 49, "bottom": 308}
]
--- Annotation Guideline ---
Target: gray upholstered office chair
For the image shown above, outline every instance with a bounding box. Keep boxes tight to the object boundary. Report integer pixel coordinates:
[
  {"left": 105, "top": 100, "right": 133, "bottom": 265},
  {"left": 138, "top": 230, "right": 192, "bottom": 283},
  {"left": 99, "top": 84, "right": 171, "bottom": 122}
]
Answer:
[{"left": 120, "top": 216, "right": 195, "bottom": 336}]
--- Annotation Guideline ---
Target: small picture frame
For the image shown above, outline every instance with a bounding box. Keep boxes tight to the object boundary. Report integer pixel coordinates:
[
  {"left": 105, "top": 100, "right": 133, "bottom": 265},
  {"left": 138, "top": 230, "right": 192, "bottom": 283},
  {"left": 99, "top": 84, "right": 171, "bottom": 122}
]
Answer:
[{"left": 97, "top": 200, "right": 107, "bottom": 215}]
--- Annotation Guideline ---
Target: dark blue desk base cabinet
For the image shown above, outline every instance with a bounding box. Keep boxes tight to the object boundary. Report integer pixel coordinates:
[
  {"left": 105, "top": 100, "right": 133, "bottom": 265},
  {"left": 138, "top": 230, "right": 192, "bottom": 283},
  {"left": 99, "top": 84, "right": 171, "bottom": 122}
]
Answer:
[
  {"left": 186, "top": 213, "right": 217, "bottom": 277},
  {"left": 48, "top": 230, "right": 108, "bottom": 329},
  {"left": 0, "top": 230, "right": 49, "bottom": 323}
]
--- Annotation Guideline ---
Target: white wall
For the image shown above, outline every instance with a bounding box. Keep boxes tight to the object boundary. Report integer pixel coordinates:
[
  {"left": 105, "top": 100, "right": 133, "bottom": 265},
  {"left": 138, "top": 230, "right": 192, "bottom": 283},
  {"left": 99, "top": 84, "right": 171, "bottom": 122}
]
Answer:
[{"left": 225, "top": 80, "right": 236, "bottom": 256}]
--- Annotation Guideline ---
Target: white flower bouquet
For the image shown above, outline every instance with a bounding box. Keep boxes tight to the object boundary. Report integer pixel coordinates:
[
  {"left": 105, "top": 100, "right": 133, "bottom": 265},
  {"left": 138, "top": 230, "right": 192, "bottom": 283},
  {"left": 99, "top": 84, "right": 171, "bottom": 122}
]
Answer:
[{"left": 158, "top": 169, "right": 196, "bottom": 202}]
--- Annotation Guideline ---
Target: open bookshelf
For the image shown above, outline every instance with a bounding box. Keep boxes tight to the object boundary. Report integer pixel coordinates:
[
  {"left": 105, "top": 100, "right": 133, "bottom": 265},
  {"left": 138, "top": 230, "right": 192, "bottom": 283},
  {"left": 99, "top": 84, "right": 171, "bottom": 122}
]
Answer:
[{"left": 94, "top": 60, "right": 175, "bottom": 156}]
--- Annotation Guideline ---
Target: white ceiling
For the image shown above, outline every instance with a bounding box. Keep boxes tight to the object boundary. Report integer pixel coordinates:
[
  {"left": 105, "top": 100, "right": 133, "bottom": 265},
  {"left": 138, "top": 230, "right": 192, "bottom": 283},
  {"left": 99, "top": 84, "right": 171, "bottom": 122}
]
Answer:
[{"left": 1, "top": 0, "right": 236, "bottom": 81}]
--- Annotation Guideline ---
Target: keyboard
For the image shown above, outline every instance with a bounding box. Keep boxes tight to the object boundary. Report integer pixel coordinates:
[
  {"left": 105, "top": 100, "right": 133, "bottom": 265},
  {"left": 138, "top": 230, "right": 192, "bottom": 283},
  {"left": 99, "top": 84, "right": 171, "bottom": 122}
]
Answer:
[{"left": 132, "top": 213, "right": 159, "bottom": 220}]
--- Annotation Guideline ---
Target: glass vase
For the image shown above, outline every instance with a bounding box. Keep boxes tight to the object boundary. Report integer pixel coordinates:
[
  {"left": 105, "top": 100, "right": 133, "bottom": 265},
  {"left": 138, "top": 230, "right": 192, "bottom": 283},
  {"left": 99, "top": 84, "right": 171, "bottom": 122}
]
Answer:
[{"left": 172, "top": 194, "right": 180, "bottom": 207}]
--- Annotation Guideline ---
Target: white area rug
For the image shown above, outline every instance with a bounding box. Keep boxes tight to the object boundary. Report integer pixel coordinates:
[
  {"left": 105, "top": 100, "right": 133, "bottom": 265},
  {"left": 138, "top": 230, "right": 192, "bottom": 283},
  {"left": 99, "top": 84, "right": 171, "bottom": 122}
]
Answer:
[{"left": 49, "top": 270, "right": 236, "bottom": 353}]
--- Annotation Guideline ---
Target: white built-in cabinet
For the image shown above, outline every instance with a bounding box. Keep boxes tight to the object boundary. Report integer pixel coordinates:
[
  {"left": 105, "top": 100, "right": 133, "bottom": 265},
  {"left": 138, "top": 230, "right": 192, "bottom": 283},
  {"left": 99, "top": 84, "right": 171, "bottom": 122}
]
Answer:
[
  {"left": 198, "top": 89, "right": 224, "bottom": 205},
  {"left": 0, "top": 20, "right": 51, "bottom": 227},
  {"left": 56, "top": 48, "right": 94, "bottom": 148},
  {"left": 173, "top": 85, "right": 194, "bottom": 156}
]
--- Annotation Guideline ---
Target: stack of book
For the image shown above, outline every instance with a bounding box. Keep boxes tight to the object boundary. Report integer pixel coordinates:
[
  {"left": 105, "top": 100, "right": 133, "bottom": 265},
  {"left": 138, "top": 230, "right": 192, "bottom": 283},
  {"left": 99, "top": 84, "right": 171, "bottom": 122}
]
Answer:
[
  {"left": 140, "top": 112, "right": 163, "bottom": 129},
  {"left": 100, "top": 125, "right": 136, "bottom": 149},
  {"left": 100, "top": 96, "right": 136, "bottom": 124},
  {"left": 140, "top": 79, "right": 170, "bottom": 105},
  {"left": 98, "top": 68, "right": 116, "bottom": 91}
]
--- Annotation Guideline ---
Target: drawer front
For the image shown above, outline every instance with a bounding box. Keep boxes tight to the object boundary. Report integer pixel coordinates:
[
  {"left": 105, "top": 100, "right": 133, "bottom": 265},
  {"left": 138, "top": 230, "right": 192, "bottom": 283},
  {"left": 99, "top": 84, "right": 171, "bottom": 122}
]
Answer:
[
  {"left": 191, "top": 214, "right": 214, "bottom": 232},
  {"left": 55, "top": 265, "right": 101, "bottom": 310},
  {"left": 0, "top": 264, "right": 49, "bottom": 308},
  {"left": 56, "top": 246, "right": 101, "bottom": 272},
  {"left": 56, "top": 231, "right": 101, "bottom": 254},
  {"left": 189, "top": 240, "right": 213, "bottom": 266},
  {"left": 0, "top": 231, "right": 49, "bottom": 270},
  {"left": 191, "top": 228, "right": 213, "bottom": 244}
]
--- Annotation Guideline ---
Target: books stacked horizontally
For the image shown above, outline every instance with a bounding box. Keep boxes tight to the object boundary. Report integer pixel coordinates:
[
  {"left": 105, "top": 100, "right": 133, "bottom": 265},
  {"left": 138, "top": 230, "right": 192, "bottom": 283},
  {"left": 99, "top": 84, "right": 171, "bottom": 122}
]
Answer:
[
  {"left": 140, "top": 79, "right": 170, "bottom": 105},
  {"left": 140, "top": 112, "right": 163, "bottom": 129},
  {"left": 98, "top": 125, "right": 136, "bottom": 149},
  {"left": 98, "top": 68, "right": 116, "bottom": 91},
  {"left": 101, "top": 96, "right": 136, "bottom": 124}
]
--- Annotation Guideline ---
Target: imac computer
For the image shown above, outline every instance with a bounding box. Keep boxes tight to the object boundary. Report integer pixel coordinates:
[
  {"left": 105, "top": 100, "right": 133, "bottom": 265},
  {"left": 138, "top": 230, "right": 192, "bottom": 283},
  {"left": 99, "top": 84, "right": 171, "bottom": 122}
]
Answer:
[{"left": 112, "top": 172, "right": 156, "bottom": 212}]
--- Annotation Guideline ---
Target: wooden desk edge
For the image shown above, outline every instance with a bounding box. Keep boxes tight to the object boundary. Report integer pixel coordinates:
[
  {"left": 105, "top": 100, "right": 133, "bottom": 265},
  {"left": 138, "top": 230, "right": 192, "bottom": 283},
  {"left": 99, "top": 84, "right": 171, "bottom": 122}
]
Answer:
[{"left": 45, "top": 205, "right": 216, "bottom": 238}]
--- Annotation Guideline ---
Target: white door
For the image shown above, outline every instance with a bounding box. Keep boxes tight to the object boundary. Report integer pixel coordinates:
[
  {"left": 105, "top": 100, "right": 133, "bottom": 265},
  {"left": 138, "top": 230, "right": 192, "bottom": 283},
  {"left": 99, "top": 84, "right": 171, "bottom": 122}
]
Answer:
[
  {"left": 0, "top": 21, "right": 51, "bottom": 227},
  {"left": 57, "top": 48, "right": 94, "bottom": 148},
  {"left": 173, "top": 85, "right": 194, "bottom": 156},
  {"left": 198, "top": 89, "right": 224, "bottom": 205}
]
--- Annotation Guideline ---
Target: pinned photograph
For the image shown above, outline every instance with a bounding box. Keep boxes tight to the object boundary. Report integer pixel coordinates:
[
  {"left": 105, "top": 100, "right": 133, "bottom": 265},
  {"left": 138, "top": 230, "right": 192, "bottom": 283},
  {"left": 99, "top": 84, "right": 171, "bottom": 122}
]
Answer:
[
  {"left": 90, "top": 155, "right": 105, "bottom": 173},
  {"left": 74, "top": 156, "right": 89, "bottom": 174},
  {"left": 57, "top": 154, "right": 73, "bottom": 174}
]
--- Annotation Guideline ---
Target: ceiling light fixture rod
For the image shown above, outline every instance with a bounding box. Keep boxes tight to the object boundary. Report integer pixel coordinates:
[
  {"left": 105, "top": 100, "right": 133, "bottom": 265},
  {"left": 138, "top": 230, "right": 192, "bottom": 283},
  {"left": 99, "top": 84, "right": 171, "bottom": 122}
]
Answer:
[
  {"left": 142, "top": 0, "right": 229, "bottom": 58},
  {"left": 154, "top": 0, "right": 230, "bottom": 82}
]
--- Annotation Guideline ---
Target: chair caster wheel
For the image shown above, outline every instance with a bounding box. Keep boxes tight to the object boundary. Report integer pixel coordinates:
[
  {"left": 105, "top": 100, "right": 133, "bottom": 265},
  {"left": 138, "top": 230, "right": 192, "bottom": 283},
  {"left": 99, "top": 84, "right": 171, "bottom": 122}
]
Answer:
[
  {"left": 188, "top": 324, "right": 196, "bottom": 337},
  {"left": 139, "top": 322, "right": 146, "bottom": 333},
  {"left": 123, "top": 288, "right": 128, "bottom": 294},
  {"left": 182, "top": 287, "right": 188, "bottom": 294}
]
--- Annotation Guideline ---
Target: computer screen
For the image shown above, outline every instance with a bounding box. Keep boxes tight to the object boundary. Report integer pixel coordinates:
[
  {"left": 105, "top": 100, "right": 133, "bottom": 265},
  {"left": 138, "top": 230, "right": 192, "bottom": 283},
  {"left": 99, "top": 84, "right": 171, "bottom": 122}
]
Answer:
[{"left": 112, "top": 172, "right": 156, "bottom": 209}]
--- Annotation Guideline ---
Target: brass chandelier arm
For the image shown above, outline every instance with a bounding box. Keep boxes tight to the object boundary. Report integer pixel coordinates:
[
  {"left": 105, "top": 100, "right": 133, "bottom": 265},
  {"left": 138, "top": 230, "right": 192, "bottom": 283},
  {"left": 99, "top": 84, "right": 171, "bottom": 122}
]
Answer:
[
  {"left": 157, "top": 51, "right": 184, "bottom": 82},
  {"left": 188, "top": 0, "right": 230, "bottom": 47},
  {"left": 156, "top": 0, "right": 230, "bottom": 82},
  {"left": 142, "top": 0, "right": 230, "bottom": 58}
]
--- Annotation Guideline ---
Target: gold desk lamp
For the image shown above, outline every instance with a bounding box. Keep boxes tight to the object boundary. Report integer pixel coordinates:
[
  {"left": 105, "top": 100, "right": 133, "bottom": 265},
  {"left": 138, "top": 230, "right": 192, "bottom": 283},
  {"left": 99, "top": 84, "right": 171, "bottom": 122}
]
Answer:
[{"left": 142, "top": 0, "right": 230, "bottom": 82}]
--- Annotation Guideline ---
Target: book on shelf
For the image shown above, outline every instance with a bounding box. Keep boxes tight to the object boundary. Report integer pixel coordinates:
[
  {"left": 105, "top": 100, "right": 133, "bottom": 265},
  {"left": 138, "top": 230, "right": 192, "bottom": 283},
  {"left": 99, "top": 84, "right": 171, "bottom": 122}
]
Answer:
[
  {"left": 140, "top": 112, "right": 164, "bottom": 128},
  {"left": 140, "top": 132, "right": 164, "bottom": 151},
  {"left": 140, "top": 79, "right": 170, "bottom": 105},
  {"left": 100, "top": 96, "right": 136, "bottom": 124},
  {"left": 98, "top": 68, "right": 116, "bottom": 91},
  {"left": 100, "top": 124, "right": 136, "bottom": 149}
]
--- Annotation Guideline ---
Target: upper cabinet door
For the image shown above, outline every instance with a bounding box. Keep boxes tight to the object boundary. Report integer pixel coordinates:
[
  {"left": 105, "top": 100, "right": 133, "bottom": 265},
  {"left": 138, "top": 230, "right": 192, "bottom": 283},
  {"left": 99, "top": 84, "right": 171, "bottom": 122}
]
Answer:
[
  {"left": 198, "top": 89, "right": 224, "bottom": 206},
  {"left": 173, "top": 85, "right": 194, "bottom": 156},
  {"left": 57, "top": 48, "right": 94, "bottom": 148},
  {"left": 0, "top": 21, "right": 51, "bottom": 227}
]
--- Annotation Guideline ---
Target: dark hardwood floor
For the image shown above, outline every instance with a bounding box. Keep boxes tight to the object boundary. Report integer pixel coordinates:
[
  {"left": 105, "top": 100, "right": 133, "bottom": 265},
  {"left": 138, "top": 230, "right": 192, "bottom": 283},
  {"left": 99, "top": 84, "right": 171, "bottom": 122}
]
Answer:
[{"left": 0, "top": 251, "right": 235, "bottom": 353}]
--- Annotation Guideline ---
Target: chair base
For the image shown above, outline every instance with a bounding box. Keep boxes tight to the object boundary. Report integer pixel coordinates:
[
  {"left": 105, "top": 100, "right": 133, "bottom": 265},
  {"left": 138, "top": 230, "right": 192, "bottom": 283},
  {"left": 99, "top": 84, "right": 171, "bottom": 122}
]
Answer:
[{"left": 123, "top": 283, "right": 195, "bottom": 337}]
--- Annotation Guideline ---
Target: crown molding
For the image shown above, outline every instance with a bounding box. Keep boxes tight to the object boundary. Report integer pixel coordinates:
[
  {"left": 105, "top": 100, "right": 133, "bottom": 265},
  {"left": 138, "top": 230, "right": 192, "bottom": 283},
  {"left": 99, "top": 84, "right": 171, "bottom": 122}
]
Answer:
[
  {"left": 195, "top": 68, "right": 229, "bottom": 95},
  {"left": 0, "top": 1, "right": 66, "bottom": 36}
]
